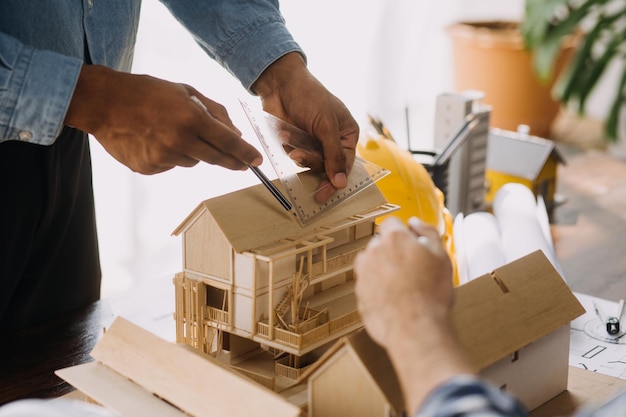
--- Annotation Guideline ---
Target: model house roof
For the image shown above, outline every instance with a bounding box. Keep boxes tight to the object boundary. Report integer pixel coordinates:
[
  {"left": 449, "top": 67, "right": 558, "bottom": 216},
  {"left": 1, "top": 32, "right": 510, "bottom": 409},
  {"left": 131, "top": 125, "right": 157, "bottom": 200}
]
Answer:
[
  {"left": 172, "top": 178, "right": 392, "bottom": 253},
  {"left": 487, "top": 128, "right": 565, "bottom": 180},
  {"left": 453, "top": 250, "right": 584, "bottom": 370}
]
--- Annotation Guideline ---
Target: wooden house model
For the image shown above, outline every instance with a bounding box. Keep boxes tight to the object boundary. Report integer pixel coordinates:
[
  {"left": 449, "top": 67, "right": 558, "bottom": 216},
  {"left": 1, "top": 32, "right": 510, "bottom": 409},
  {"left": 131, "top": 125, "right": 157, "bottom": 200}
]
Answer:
[
  {"left": 56, "top": 251, "right": 586, "bottom": 417},
  {"left": 299, "top": 250, "right": 584, "bottom": 415},
  {"left": 485, "top": 128, "right": 565, "bottom": 210},
  {"left": 171, "top": 179, "right": 397, "bottom": 388}
]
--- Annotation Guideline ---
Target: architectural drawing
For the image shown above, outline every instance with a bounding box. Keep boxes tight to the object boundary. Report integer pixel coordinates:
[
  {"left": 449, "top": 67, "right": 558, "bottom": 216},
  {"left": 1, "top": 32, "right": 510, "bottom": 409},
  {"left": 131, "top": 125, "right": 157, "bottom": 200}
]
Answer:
[{"left": 570, "top": 293, "right": 626, "bottom": 380}]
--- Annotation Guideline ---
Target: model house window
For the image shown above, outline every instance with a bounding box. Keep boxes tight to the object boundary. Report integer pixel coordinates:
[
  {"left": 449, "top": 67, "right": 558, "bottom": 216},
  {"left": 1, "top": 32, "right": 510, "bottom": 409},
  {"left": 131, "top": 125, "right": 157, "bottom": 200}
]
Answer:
[{"left": 206, "top": 286, "right": 228, "bottom": 312}]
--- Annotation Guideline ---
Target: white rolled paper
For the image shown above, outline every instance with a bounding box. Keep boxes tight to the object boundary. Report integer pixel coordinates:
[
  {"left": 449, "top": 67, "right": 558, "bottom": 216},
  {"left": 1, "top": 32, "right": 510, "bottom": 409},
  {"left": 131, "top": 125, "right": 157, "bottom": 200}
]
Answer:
[
  {"left": 462, "top": 211, "right": 508, "bottom": 281},
  {"left": 492, "top": 183, "right": 563, "bottom": 276}
]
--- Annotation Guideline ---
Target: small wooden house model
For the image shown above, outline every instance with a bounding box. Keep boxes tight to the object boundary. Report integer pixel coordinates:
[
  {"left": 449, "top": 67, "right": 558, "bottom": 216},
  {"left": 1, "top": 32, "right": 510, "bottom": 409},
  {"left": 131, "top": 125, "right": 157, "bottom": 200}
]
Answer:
[
  {"left": 455, "top": 250, "right": 584, "bottom": 410},
  {"left": 300, "top": 329, "right": 403, "bottom": 417},
  {"left": 299, "top": 250, "right": 584, "bottom": 415},
  {"left": 485, "top": 128, "right": 565, "bottom": 210},
  {"left": 171, "top": 179, "right": 397, "bottom": 388}
]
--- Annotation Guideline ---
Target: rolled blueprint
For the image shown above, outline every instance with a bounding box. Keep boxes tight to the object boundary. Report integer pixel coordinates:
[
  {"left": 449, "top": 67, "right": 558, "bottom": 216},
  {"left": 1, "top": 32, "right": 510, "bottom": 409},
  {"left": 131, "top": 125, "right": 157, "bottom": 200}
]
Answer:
[
  {"left": 492, "top": 183, "right": 563, "bottom": 276},
  {"left": 462, "top": 211, "right": 507, "bottom": 281}
]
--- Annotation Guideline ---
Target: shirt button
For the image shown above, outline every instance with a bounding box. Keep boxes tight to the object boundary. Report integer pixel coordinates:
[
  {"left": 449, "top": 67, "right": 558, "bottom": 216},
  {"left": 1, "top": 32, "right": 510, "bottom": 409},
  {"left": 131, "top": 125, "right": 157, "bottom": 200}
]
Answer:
[
  {"left": 18, "top": 130, "right": 33, "bottom": 140},
  {"left": 88, "top": 0, "right": 93, "bottom": 8}
]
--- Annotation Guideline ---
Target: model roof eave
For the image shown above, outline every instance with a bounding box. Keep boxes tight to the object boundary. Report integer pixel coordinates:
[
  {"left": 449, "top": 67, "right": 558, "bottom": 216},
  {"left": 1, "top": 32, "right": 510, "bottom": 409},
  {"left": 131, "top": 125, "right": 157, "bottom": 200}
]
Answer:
[{"left": 172, "top": 179, "right": 395, "bottom": 253}]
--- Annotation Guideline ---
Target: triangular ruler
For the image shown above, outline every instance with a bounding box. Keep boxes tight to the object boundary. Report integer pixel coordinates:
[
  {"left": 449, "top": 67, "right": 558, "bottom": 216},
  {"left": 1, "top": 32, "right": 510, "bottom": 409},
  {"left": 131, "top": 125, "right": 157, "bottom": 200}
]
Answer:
[{"left": 240, "top": 100, "right": 388, "bottom": 225}]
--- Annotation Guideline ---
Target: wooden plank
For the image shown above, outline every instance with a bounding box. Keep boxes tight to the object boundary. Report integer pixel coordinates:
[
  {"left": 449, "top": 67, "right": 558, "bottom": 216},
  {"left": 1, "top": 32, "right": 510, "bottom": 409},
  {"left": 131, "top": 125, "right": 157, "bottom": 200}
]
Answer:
[
  {"left": 91, "top": 317, "right": 300, "bottom": 417},
  {"left": 55, "top": 362, "right": 187, "bottom": 417}
]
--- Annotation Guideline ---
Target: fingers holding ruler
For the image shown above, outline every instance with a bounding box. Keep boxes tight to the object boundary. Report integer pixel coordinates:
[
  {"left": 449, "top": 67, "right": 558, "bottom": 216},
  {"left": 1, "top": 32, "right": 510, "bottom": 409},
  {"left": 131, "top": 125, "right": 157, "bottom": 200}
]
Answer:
[{"left": 240, "top": 100, "right": 388, "bottom": 226}]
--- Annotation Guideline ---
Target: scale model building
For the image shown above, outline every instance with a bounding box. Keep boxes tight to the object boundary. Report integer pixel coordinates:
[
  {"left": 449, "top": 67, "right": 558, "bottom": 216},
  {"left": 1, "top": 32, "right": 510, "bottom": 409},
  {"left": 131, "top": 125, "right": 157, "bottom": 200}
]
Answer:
[{"left": 172, "top": 178, "right": 397, "bottom": 389}]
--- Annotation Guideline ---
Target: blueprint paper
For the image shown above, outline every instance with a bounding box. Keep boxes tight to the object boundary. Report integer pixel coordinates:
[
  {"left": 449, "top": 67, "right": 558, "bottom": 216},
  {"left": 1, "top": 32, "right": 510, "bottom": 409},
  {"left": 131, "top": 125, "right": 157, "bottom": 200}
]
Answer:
[
  {"left": 570, "top": 293, "right": 626, "bottom": 379},
  {"left": 462, "top": 212, "right": 506, "bottom": 281},
  {"left": 492, "top": 183, "right": 563, "bottom": 276}
]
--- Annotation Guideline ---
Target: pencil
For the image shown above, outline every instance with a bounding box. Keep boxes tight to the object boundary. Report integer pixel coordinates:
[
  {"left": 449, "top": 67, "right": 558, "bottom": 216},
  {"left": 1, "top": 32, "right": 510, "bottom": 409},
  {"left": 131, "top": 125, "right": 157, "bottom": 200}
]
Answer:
[
  {"left": 248, "top": 165, "right": 292, "bottom": 211},
  {"left": 190, "top": 95, "right": 292, "bottom": 211}
]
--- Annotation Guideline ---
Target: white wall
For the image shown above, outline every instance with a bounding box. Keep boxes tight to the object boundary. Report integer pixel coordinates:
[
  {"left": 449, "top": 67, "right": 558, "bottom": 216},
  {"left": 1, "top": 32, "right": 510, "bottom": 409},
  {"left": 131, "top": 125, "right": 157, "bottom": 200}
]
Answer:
[{"left": 93, "top": 0, "right": 524, "bottom": 296}]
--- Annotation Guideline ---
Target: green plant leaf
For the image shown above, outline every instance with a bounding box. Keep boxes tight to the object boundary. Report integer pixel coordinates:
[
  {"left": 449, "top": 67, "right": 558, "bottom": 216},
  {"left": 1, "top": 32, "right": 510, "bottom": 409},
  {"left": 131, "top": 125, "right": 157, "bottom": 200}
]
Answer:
[
  {"left": 525, "top": 0, "right": 626, "bottom": 142},
  {"left": 523, "top": 0, "right": 567, "bottom": 47},
  {"left": 605, "top": 64, "right": 626, "bottom": 141},
  {"left": 524, "top": 0, "right": 609, "bottom": 79},
  {"left": 556, "top": 30, "right": 595, "bottom": 102},
  {"left": 558, "top": 9, "right": 624, "bottom": 102},
  {"left": 578, "top": 31, "right": 625, "bottom": 110}
]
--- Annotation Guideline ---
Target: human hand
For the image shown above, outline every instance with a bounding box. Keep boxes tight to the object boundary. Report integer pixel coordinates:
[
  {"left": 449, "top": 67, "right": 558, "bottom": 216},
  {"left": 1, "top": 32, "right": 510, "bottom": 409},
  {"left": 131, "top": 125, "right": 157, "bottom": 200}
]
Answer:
[
  {"left": 252, "top": 52, "right": 359, "bottom": 202},
  {"left": 354, "top": 216, "right": 454, "bottom": 348},
  {"left": 355, "top": 217, "right": 471, "bottom": 414},
  {"left": 64, "top": 65, "right": 263, "bottom": 174}
]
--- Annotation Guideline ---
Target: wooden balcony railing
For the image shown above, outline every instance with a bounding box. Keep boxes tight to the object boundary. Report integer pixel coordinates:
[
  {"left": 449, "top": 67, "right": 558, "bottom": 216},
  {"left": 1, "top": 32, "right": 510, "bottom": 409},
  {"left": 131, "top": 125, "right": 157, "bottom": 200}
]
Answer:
[
  {"left": 206, "top": 306, "right": 229, "bottom": 325},
  {"left": 256, "top": 309, "right": 361, "bottom": 350}
]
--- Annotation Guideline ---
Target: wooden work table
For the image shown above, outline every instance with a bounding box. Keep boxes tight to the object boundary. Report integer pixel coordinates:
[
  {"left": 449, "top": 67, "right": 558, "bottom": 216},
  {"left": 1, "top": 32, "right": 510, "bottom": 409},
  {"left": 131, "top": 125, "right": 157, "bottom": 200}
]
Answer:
[
  {"left": 551, "top": 145, "right": 626, "bottom": 301},
  {"left": 1, "top": 145, "right": 626, "bottom": 411},
  {"left": 0, "top": 275, "right": 174, "bottom": 404}
]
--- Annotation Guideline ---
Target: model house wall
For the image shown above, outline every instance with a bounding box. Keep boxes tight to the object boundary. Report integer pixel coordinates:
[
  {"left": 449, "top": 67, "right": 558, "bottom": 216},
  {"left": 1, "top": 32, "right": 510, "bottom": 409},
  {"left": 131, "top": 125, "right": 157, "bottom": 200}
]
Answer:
[{"left": 480, "top": 325, "right": 571, "bottom": 409}]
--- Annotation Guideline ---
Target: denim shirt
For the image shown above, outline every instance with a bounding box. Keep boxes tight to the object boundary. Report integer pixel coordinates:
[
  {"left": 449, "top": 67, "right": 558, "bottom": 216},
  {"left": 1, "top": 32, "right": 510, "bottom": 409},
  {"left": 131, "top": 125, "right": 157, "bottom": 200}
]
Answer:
[{"left": 0, "top": 0, "right": 302, "bottom": 146}]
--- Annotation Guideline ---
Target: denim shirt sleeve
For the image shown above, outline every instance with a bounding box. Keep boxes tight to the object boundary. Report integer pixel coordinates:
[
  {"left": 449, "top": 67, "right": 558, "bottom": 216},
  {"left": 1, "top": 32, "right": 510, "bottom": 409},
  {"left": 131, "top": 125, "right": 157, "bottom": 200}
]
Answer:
[
  {"left": 415, "top": 376, "right": 528, "bottom": 417},
  {"left": 0, "top": 32, "right": 82, "bottom": 145},
  {"left": 159, "top": 0, "right": 305, "bottom": 93}
]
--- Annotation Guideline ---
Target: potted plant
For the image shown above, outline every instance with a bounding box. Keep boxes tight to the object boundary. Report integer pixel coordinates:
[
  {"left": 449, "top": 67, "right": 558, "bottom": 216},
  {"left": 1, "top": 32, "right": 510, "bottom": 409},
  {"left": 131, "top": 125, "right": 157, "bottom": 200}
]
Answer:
[
  {"left": 447, "top": 21, "right": 573, "bottom": 138},
  {"left": 522, "top": 0, "right": 626, "bottom": 141}
]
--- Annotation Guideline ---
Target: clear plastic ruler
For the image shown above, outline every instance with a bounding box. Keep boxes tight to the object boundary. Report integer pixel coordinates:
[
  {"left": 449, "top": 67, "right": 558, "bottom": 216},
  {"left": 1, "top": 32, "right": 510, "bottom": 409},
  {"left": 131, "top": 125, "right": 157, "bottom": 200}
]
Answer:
[{"left": 240, "top": 100, "right": 389, "bottom": 225}]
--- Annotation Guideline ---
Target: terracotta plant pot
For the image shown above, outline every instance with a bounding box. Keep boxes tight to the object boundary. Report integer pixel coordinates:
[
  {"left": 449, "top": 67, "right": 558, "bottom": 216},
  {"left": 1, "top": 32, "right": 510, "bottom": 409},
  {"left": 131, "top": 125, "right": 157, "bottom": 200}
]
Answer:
[{"left": 447, "top": 21, "right": 572, "bottom": 138}]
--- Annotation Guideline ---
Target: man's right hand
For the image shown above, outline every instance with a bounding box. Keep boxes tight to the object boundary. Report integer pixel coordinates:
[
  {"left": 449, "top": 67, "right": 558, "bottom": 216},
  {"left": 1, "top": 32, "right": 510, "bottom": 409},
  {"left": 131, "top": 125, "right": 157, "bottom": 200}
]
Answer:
[
  {"left": 64, "top": 65, "right": 263, "bottom": 174},
  {"left": 354, "top": 217, "right": 473, "bottom": 414}
]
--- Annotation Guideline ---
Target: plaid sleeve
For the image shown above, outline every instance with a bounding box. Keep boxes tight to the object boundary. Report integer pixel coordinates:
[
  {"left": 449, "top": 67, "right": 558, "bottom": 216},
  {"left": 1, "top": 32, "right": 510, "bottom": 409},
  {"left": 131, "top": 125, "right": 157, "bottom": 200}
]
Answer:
[{"left": 415, "top": 376, "right": 528, "bottom": 417}]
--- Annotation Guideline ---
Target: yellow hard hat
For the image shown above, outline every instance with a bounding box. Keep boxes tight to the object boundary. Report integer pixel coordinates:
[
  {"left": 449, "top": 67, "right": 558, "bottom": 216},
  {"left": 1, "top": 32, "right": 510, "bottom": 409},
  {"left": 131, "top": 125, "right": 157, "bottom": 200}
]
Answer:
[
  {"left": 356, "top": 133, "right": 458, "bottom": 285},
  {"left": 357, "top": 134, "right": 443, "bottom": 230}
]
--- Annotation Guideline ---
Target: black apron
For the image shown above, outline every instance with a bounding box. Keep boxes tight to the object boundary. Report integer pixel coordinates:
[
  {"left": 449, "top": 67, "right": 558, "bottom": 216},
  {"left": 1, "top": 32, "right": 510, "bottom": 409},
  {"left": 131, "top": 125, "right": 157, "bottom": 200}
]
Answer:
[{"left": 0, "top": 127, "right": 101, "bottom": 332}]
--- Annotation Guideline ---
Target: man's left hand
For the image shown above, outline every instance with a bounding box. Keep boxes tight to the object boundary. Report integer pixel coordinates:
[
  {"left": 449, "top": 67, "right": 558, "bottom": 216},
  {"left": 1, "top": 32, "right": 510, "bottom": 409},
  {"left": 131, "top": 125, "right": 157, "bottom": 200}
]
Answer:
[{"left": 252, "top": 52, "right": 359, "bottom": 202}]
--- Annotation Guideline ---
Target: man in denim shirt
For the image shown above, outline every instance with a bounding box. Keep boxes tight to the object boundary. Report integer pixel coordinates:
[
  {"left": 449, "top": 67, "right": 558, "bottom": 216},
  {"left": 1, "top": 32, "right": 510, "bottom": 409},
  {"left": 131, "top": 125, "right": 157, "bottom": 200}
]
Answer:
[
  {"left": 0, "top": 1, "right": 358, "bottom": 332},
  {"left": 354, "top": 216, "right": 626, "bottom": 417}
]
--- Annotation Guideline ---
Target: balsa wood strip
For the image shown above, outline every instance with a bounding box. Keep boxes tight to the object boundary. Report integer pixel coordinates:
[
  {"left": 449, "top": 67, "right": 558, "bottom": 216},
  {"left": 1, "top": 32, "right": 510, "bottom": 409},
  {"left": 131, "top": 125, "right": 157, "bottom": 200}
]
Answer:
[
  {"left": 91, "top": 317, "right": 300, "bottom": 417},
  {"left": 56, "top": 362, "right": 187, "bottom": 417}
]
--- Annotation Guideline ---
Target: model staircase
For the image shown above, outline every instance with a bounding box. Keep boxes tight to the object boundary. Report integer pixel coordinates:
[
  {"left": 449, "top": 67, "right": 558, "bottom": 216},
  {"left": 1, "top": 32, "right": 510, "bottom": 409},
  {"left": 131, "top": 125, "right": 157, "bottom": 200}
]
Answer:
[
  {"left": 275, "top": 289, "right": 292, "bottom": 320},
  {"left": 273, "top": 258, "right": 310, "bottom": 330}
]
